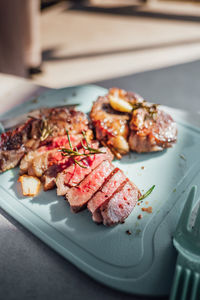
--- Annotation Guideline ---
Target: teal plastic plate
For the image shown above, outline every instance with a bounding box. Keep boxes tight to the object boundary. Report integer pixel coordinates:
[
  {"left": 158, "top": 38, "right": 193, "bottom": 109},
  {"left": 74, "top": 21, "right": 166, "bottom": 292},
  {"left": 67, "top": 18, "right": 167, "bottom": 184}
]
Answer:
[{"left": 0, "top": 85, "right": 200, "bottom": 296}]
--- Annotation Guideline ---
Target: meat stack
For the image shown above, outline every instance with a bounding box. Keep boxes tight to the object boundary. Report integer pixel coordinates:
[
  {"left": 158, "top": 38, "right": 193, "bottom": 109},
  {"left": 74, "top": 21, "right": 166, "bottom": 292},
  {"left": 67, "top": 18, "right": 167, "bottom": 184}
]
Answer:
[{"left": 0, "top": 106, "right": 141, "bottom": 226}]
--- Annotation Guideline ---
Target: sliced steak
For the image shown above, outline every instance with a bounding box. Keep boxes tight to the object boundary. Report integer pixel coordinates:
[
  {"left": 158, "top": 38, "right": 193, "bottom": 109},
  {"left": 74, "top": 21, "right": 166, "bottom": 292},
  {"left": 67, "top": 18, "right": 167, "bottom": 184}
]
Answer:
[
  {"left": 42, "top": 141, "right": 100, "bottom": 191},
  {"left": 100, "top": 179, "right": 141, "bottom": 226},
  {"left": 56, "top": 147, "right": 113, "bottom": 196},
  {"left": 66, "top": 160, "right": 115, "bottom": 213},
  {"left": 87, "top": 168, "right": 126, "bottom": 223}
]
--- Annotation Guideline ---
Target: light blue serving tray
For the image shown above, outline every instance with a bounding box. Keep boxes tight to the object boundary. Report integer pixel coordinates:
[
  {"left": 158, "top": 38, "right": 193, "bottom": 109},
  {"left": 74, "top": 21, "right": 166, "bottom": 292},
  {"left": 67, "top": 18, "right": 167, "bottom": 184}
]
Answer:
[{"left": 0, "top": 85, "right": 200, "bottom": 297}]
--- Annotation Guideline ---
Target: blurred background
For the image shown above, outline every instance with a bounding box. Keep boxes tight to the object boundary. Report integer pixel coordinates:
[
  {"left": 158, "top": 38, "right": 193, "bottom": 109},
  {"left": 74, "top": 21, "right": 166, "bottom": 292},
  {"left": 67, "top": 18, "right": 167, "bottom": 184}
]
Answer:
[{"left": 1, "top": 0, "right": 200, "bottom": 88}]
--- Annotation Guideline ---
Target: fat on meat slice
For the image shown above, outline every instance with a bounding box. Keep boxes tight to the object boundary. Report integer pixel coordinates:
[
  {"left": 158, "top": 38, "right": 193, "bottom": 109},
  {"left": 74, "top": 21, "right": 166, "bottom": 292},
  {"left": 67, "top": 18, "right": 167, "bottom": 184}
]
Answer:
[
  {"left": 100, "top": 179, "right": 141, "bottom": 226},
  {"left": 66, "top": 160, "right": 115, "bottom": 213},
  {"left": 87, "top": 168, "right": 126, "bottom": 223},
  {"left": 56, "top": 147, "right": 113, "bottom": 196}
]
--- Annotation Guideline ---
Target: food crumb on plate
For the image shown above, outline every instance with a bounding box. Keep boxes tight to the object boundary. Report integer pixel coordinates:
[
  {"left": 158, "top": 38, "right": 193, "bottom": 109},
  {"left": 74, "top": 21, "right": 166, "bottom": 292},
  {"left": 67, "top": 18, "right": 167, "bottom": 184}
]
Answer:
[
  {"left": 142, "top": 206, "right": 152, "bottom": 213},
  {"left": 179, "top": 154, "right": 186, "bottom": 161},
  {"left": 137, "top": 214, "right": 142, "bottom": 220},
  {"left": 126, "top": 230, "right": 132, "bottom": 235}
]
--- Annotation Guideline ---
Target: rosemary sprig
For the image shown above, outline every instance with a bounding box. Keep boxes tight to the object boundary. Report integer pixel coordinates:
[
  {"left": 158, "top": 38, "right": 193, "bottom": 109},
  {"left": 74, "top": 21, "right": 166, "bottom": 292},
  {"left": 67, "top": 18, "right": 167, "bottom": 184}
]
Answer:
[
  {"left": 40, "top": 118, "right": 53, "bottom": 141},
  {"left": 138, "top": 185, "right": 155, "bottom": 201},
  {"left": 59, "top": 131, "right": 105, "bottom": 168},
  {"left": 82, "top": 131, "right": 105, "bottom": 155},
  {"left": 66, "top": 130, "right": 73, "bottom": 150},
  {"left": 131, "top": 101, "right": 158, "bottom": 118}
]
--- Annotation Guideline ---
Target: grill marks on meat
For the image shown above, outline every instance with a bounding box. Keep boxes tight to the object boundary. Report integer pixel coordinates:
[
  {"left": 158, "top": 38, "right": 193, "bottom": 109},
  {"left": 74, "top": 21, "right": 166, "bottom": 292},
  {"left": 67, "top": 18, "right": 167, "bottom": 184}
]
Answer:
[{"left": 0, "top": 107, "right": 90, "bottom": 173}]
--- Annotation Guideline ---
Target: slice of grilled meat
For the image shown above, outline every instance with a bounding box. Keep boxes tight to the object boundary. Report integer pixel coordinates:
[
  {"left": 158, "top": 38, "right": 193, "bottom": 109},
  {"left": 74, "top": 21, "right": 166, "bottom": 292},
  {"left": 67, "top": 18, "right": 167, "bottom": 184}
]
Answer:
[
  {"left": 66, "top": 160, "right": 115, "bottom": 213},
  {"left": 0, "top": 107, "right": 90, "bottom": 173},
  {"left": 42, "top": 141, "right": 100, "bottom": 191},
  {"left": 87, "top": 167, "right": 126, "bottom": 223},
  {"left": 100, "top": 178, "right": 141, "bottom": 226}
]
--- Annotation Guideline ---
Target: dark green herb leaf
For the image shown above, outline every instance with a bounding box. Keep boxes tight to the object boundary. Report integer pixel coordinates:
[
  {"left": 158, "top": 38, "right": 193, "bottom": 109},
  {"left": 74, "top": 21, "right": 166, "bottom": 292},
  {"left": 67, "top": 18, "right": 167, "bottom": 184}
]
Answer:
[
  {"left": 138, "top": 185, "right": 155, "bottom": 201},
  {"left": 59, "top": 131, "right": 105, "bottom": 168}
]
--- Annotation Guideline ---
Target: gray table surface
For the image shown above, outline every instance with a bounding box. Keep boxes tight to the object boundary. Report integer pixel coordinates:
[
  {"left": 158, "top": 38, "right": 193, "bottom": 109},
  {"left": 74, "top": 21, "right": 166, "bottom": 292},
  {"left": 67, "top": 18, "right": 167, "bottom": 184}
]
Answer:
[{"left": 1, "top": 59, "right": 200, "bottom": 300}]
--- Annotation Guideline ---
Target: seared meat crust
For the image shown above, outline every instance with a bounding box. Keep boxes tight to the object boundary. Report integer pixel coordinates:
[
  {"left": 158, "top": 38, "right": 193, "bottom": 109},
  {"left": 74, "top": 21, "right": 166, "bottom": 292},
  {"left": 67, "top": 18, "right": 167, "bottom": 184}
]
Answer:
[
  {"left": 90, "top": 89, "right": 134, "bottom": 158},
  {"left": 129, "top": 109, "right": 177, "bottom": 152},
  {"left": 0, "top": 107, "right": 90, "bottom": 173}
]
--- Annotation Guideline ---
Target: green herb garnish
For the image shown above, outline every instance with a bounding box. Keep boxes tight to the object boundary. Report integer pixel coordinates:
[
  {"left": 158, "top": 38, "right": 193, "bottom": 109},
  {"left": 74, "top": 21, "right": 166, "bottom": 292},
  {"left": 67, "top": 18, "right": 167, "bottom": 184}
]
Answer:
[
  {"left": 138, "top": 185, "right": 155, "bottom": 201},
  {"left": 131, "top": 101, "right": 158, "bottom": 120},
  {"left": 60, "top": 130, "right": 105, "bottom": 168}
]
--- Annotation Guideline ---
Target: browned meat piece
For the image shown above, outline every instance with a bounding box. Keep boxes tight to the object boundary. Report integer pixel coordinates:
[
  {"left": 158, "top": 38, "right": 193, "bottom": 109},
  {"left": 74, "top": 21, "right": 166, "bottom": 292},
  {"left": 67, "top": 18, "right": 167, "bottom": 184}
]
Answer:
[
  {"left": 0, "top": 107, "right": 90, "bottom": 173},
  {"left": 42, "top": 164, "right": 65, "bottom": 191},
  {"left": 100, "top": 179, "right": 141, "bottom": 226},
  {"left": 90, "top": 88, "right": 133, "bottom": 158},
  {"left": 38, "top": 107, "right": 90, "bottom": 141},
  {"left": 90, "top": 88, "right": 143, "bottom": 158},
  {"left": 20, "top": 134, "right": 84, "bottom": 176},
  {"left": 0, "top": 118, "right": 37, "bottom": 173},
  {"left": 0, "top": 147, "right": 25, "bottom": 173},
  {"left": 129, "top": 109, "right": 177, "bottom": 152},
  {"left": 66, "top": 160, "right": 115, "bottom": 213},
  {"left": 56, "top": 147, "right": 113, "bottom": 196},
  {"left": 90, "top": 87, "right": 177, "bottom": 156},
  {"left": 87, "top": 168, "right": 126, "bottom": 223}
]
